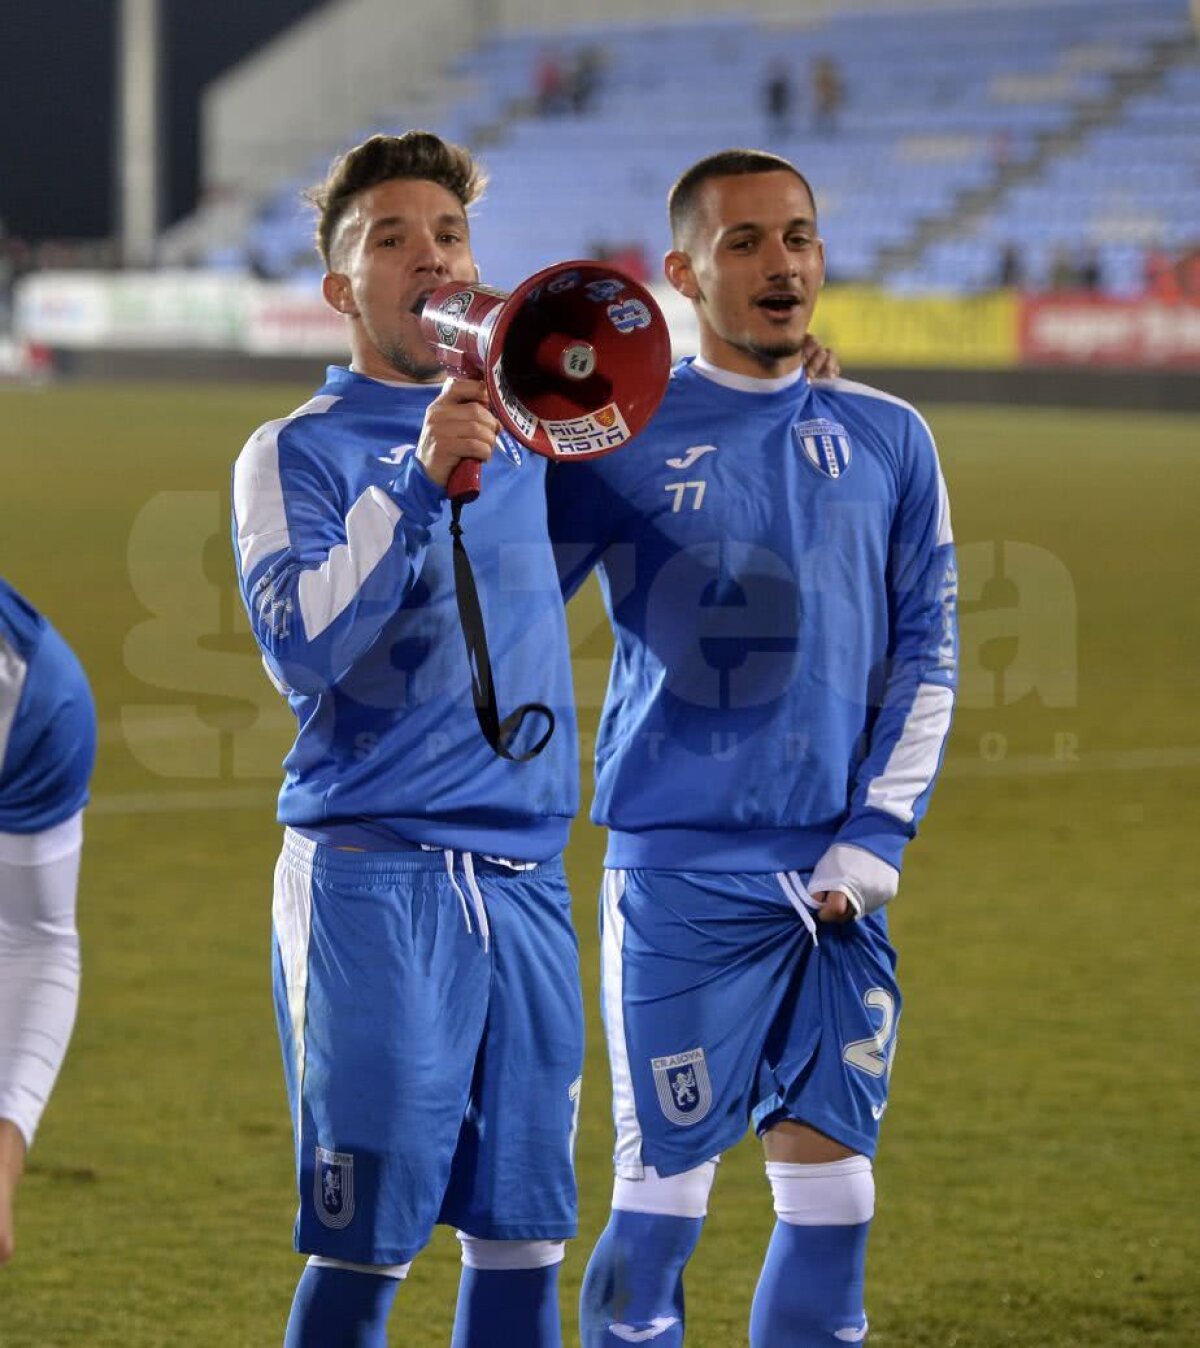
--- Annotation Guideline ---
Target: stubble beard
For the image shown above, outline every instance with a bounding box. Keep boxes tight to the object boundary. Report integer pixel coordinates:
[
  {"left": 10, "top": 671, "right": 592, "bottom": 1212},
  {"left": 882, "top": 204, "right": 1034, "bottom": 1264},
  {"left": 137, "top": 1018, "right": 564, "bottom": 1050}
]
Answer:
[
  {"left": 363, "top": 312, "right": 444, "bottom": 383},
  {"left": 381, "top": 340, "right": 444, "bottom": 383},
  {"left": 712, "top": 291, "right": 813, "bottom": 371},
  {"left": 734, "top": 333, "right": 808, "bottom": 370}
]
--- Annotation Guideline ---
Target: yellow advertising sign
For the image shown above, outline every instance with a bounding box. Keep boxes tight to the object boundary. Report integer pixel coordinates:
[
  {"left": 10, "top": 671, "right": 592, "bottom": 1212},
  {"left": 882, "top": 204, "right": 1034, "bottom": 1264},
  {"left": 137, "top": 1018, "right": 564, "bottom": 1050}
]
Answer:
[{"left": 814, "top": 287, "right": 1019, "bottom": 368}]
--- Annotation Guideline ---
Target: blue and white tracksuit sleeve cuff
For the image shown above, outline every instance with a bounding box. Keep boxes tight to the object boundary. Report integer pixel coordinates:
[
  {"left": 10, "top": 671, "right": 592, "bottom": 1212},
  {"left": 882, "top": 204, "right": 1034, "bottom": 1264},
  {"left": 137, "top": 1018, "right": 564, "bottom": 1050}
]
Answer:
[
  {"left": 829, "top": 807, "right": 916, "bottom": 872},
  {"left": 809, "top": 842, "right": 900, "bottom": 917},
  {"left": 386, "top": 453, "right": 446, "bottom": 526}
]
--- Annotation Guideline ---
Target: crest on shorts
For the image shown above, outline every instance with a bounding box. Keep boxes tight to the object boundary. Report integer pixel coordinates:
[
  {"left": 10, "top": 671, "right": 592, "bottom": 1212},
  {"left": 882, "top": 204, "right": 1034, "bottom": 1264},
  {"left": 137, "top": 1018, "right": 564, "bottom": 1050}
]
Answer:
[
  {"left": 314, "top": 1146, "right": 355, "bottom": 1229},
  {"left": 651, "top": 1048, "right": 712, "bottom": 1127},
  {"left": 793, "top": 418, "right": 853, "bottom": 480}
]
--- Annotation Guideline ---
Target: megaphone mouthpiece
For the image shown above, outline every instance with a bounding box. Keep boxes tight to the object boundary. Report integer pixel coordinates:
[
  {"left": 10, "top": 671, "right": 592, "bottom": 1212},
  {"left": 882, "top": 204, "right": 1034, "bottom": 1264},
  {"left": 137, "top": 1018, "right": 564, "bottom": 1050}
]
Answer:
[{"left": 536, "top": 333, "right": 597, "bottom": 381}]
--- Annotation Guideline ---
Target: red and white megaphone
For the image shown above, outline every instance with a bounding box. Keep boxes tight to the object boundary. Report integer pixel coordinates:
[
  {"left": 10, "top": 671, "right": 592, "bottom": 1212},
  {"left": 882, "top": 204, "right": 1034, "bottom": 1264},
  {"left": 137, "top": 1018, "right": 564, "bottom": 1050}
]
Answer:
[{"left": 420, "top": 260, "right": 672, "bottom": 503}]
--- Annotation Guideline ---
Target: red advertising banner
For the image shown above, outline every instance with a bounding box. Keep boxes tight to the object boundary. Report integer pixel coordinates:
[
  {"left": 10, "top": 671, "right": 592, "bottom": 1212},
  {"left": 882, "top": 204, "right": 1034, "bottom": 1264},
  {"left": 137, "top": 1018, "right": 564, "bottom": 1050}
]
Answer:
[{"left": 1019, "top": 295, "right": 1200, "bottom": 369}]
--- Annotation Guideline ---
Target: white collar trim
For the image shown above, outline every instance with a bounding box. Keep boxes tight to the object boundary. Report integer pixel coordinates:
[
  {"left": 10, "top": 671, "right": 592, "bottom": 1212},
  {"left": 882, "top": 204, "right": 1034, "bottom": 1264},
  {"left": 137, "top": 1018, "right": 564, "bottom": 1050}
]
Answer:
[
  {"left": 349, "top": 364, "right": 439, "bottom": 390},
  {"left": 692, "top": 355, "right": 807, "bottom": 394}
]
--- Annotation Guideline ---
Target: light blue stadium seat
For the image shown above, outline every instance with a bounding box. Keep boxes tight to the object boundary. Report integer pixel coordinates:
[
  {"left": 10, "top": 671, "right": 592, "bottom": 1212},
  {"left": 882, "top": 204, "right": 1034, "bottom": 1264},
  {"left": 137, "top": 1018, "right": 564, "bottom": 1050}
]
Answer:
[{"left": 217, "top": 0, "right": 1196, "bottom": 296}]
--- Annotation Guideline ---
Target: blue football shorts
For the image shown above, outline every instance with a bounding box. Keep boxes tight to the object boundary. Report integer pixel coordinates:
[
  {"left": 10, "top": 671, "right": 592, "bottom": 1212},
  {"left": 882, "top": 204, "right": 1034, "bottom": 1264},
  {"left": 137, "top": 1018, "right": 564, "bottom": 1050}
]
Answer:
[
  {"left": 599, "top": 867, "right": 900, "bottom": 1178},
  {"left": 272, "top": 829, "right": 584, "bottom": 1265}
]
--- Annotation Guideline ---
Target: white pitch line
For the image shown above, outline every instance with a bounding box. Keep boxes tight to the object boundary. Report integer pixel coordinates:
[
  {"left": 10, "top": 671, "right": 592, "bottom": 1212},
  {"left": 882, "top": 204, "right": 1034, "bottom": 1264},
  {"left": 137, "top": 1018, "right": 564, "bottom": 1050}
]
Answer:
[
  {"left": 85, "top": 746, "right": 1200, "bottom": 817},
  {"left": 96, "top": 719, "right": 271, "bottom": 746},
  {"left": 98, "top": 711, "right": 1200, "bottom": 774},
  {"left": 940, "top": 745, "right": 1200, "bottom": 778},
  {"left": 88, "top": 787, "right": 277, "bottom": 816}
]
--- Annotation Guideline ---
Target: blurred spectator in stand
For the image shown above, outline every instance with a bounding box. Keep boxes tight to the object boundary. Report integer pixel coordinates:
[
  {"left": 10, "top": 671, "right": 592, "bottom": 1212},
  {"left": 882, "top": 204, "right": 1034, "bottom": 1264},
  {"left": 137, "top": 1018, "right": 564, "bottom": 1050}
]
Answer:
[
  {"left": 763, "top": 60, "right": 794, "bottom": 140},
  {"left": 535, "top": 47, "right": 568, "bottom": 116},
  {"left": 1181, "top": 245, "right": 1200, "bottom": 297},
  {"left": 1045, "top": 244, "right": 1109, "bottom": 294},
  {"left": 990, "top": 128, "right": 1014, "bottom": 173},
  {"left": 1077, "top": 245, "right": 1102, "bottom": 293},
  {"left": 588, "top": 240, "right": 650, "bottom": 285},
  {"left": 1145, "top": 246, "right": 1179, "bottom": 300},
  {"left": 569, "top": 44, "right": 608, "bottom": 115},
  {"left": 996, "top": 242, "right": 1024, "bottom": 289},
  {"left": 1146, "top": 243, "right": 1200, "bottom": 300},
  {"left": 247, "top": 247, "right": 276, "bottom": 281},
  {"left": 1048, "top": 245, "right": 1078, "bottom": 291},
  {"left": 811, "top": 55, "right": 845, "bottom": 136}
]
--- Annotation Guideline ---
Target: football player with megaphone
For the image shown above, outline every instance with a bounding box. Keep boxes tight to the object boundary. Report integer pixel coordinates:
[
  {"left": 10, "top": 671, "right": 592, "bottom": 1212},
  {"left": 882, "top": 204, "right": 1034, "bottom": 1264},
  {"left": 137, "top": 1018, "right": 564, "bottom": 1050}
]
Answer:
[{"left": 232, "top": 131, "right": 606, "bottom": 1348}]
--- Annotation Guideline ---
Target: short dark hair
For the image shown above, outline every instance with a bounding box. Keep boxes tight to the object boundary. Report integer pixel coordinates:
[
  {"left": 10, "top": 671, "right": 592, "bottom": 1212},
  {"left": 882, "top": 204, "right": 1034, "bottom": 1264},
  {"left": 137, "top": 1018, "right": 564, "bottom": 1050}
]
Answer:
[
  {"left": 668, "top": 149, "right": 816, "bottom": 244},
  {"left": 307, "top": 131, "right": 488, "bottom": 268}
]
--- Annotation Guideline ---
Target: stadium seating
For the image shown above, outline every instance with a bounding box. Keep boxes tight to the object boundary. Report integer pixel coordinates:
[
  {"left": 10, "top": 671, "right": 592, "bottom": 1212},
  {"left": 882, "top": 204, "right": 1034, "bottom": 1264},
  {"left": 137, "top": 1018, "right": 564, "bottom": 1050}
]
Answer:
[{"left": 220, "top": 0, "right": 1198, "bottom": 296}]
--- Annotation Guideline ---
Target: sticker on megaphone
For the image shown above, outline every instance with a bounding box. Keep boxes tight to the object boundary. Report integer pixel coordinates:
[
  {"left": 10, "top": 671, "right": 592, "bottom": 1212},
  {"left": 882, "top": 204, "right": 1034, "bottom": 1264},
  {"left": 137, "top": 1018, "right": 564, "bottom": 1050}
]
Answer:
[{"left": 544, "top": 404, "right": 632, "bottom": 457}]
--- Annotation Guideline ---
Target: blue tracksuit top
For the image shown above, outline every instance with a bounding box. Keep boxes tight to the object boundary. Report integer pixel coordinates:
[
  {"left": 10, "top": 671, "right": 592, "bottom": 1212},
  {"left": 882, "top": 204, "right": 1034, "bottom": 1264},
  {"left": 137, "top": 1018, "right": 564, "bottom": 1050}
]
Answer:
[
  {"left": 0, "top": 579, "right": 97, "bottom": 834},
  {"left": 548, "top": 358, "right": 957, "bottom": 878},
  {"left": 231, "top": 366, "right": 577, "bottom": 860}
]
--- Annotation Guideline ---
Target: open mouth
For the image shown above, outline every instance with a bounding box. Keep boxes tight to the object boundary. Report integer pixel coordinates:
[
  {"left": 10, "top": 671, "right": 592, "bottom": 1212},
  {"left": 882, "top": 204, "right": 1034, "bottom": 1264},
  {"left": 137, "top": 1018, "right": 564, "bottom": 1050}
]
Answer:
[
  {"left": 410, "top": 291, "right": 434, "bottom": 316},
  {"left": 756, "top": 293, "right": 803, "bottom": 315}
]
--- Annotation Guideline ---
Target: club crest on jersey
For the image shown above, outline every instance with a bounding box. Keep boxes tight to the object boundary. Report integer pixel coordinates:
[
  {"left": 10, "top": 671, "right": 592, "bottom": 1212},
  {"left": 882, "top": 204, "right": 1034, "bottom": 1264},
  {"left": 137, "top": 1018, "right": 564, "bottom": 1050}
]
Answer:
[
  {"left": 314, "top": 1146, "right": 355, "bottom": 1229},
  {"left": 651, "top": 1048, "right": 712, "bottom": 1127},
  {"left": 794, "top": 418, "right": 852, "bottom": 480}
]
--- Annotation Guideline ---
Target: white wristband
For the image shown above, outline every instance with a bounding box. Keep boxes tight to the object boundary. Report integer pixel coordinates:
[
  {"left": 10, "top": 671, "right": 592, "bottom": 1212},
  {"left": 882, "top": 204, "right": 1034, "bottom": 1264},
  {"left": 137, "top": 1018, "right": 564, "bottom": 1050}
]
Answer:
[{"left": 809, "top": 843, "right": 899, "bottom": 916}]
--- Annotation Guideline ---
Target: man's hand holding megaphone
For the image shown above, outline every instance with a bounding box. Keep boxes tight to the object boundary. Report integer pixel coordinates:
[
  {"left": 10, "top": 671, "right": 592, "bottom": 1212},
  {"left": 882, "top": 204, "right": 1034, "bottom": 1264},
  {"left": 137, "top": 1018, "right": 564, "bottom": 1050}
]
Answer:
[
  {"left": 415, "top": 378, "right": 501, "bottom": 490},
  {"left": 416, "top": 260, "right": 673, "bottom": 760}
]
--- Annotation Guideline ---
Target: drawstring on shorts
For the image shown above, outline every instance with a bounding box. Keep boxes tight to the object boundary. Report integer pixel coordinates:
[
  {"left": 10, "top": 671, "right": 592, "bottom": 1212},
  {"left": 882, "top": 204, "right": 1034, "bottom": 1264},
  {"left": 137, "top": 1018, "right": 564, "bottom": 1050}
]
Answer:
[
  {"left": 435, "top": 848, "right": 492, "bottom": 952},
  {"left": 776, "top": 870, "right": 821, "bottom": 946},
  {"left": 424, "top": 846, "right": 534, "bottom": 952}
]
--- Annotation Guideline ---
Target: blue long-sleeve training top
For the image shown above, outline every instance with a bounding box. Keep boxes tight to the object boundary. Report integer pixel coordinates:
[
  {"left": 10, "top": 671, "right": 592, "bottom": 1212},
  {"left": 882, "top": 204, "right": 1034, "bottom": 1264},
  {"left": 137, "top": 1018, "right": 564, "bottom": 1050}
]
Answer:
[
  {"left": 548, "top": 358, "right": 957, "bottom": 893},
  {"left": 0, "top": 579, "right": 96, "bottom": 834},
  {"left": 231, "top": 366, "right": 577, "bottom": 861}
]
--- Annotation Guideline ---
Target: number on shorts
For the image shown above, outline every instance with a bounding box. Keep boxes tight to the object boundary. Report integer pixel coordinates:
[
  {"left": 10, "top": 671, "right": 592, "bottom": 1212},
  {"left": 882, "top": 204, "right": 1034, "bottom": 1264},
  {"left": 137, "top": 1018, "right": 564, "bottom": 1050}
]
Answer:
[{"left": 842, "top": 987, "right": 897, "bottom": 1079}]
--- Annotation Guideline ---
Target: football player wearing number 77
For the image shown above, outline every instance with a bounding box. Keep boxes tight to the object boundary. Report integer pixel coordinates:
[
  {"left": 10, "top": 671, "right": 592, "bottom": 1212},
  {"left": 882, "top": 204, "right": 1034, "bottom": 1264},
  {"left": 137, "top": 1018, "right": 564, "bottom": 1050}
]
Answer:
[{"left": 548, "top": 149, "right": 958, "bottom": 1346}]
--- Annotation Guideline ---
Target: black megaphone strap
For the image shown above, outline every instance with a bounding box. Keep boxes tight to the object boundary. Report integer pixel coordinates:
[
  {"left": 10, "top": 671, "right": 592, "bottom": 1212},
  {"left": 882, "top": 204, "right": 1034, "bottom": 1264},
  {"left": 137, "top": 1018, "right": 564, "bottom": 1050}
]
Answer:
[{"left": 448, "top": 501, "right": 555, "bottom": 762}]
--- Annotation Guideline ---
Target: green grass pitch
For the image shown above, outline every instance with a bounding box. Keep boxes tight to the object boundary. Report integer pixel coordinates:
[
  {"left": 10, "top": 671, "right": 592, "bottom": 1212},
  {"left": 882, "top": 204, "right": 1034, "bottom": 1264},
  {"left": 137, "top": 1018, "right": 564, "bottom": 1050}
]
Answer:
[{"left": 2, "top": 381, "right": 1197, "bottom": 1345}]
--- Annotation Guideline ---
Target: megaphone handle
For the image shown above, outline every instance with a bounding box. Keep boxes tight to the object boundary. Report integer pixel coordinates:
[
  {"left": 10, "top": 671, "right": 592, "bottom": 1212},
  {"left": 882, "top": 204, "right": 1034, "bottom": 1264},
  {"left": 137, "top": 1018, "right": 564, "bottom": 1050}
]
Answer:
[{"left": 447, "top": 458, "right": 482, "bottom": 505}]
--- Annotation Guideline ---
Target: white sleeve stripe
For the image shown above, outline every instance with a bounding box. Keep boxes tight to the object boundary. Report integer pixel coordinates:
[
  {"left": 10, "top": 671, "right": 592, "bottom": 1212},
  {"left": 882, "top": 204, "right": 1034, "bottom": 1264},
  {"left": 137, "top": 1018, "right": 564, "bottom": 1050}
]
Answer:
[
  {"left": 5, "top": 1047, "right": 60, "bottom": 1072},
  {"left": 936, "top": 471, "right": 952, "bottom": 547},
  {"left": 0, "top": 839, "right": 82, "bottom": 1148},
  {"left": 0, "top": 635, "right": 29, "bottom": 772},
  {"left": 827, "top": 377, "right": 953, "bottom": 545},
  {"left": 825, "top": 377, "right": 932, "bottom": 435},
  {"left": 865, "top": 682, "right": 954, "bottom": 824},
  {"left": 233, "top": 394, "right": 408, "bottom": 646},
  {"left": 0, "top": 812, "right": 84, "bottom": 866},
  {"left": 232, "top": 394, "right": 340, "bottom": 579},
  {"left": 297, "top": 487, "right": 404, "bottom": 642},
  {"left": 22, "top": 1024, "right": 75, "bottom": 1049}
]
